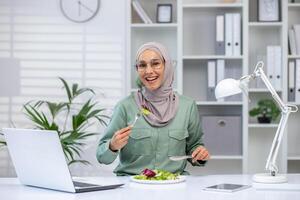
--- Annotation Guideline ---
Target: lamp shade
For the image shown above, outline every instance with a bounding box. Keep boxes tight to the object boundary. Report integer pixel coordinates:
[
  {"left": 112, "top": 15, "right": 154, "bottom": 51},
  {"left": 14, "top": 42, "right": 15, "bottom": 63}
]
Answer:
[{"left": 215, "top": 78, "right": 242, "bottom": 99}]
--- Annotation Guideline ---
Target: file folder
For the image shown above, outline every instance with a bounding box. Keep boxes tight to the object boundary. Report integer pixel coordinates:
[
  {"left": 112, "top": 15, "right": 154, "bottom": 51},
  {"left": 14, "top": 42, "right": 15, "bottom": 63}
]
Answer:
[
  {"left": 288, "top": 61, "right": 295, "bottom": 102},
  {"left": 215, "top": 15, "right": 225, "bottom": 55},
  {"left": 267, "top": 46, "right": 275, "bottom": 87},
  {"left": 207, "top": 60, "right": 216, "bottom": 101},
  {"left": 293, "top": 25, "right": 300, "bottom": 55},
  {"left": 217, "top": 59, "right": 225, "bottom": 102},
  {"left": 273, "top": 46, "right": 282, "bottom": 90},
  {"left": 296, "top": 59, "right": 300, "bottom": 103},
  {"left": 225, "top": 14, "right": 233, "bottom": 56},
  {"left": 232, "top": 13, "right": 241, "bottom": 56},
  {"left": 289, "top": 29, "right": 297, "bottom": 56}
]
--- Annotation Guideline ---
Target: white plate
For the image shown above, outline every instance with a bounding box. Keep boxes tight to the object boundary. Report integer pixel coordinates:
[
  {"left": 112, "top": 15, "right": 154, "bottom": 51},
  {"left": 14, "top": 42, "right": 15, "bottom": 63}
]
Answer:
[{"left": 130, "top": 175, "right": 186, "bottom": 184}]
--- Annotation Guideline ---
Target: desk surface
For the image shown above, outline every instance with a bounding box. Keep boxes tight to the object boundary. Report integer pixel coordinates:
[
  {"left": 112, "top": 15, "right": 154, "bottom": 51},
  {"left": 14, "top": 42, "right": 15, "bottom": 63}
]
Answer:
[{"left": 1, "top": 174, "right": 300, "bottom": 200}]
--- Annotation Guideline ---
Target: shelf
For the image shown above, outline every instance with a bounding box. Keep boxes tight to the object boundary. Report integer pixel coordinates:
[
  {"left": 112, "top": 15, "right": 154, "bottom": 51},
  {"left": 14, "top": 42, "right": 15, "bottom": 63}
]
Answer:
[
  {"left": 131, "top": 23, "right": 178, "bottom": 28},
  {"left": 288, "top": 3, "right": 300, "bottom": 8},
  {"left": 249, "top": 22, "right": 283, "bottom": 27},
  {"left": 248, "top": 124, "right": 278, "bottom": 128},
  {"left": 287, "top": 102, "right": 300, "bottom": 105},
  {"left": 183, "top": 55, "right": 243, "bottom": 60},
  {"left": 196, "top": 101, "right": 243, "bottom": 106},
  {"left": 288, "top": 55, "right": 300, "bottom": 59},
  {"left": 183, "top": 3, "right": 243, "bottom": 8},
  {"left": 248, "top": 88, "right": 282, "bottom": 93},
  {"left": 288, "top": 156, "right": 300, "bottom": 161},
  {"left": 211, "top": 155, "right": 243, "bottom": 160}
]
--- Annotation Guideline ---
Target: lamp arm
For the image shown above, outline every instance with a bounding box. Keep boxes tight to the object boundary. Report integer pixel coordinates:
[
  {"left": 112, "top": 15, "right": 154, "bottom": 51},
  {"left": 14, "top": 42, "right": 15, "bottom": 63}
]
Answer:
[
  {"left": 256, "top": 66, "right": 286, "bottom": 111},
  {"left": 265, "top": 112, "right": 290, "bottom": 176},
  {"left": 253, "top": 62, "right": 296, "bottom": 176}
]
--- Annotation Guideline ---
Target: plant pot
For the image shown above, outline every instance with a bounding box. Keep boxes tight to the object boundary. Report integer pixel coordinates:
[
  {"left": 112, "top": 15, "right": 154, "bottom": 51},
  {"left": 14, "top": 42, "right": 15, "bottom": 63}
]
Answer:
[{"left": 257, "top": 116, "right": 271, "bottom": 123}]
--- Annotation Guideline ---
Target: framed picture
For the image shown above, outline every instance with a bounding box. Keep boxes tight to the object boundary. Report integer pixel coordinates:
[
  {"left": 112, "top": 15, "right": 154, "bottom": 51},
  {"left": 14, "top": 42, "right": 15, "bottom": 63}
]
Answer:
[
  {"left": 156, "top": 4, "right": 172, "bottom": 23},
  {"left": 258, "top": 0, "right": 280, "bottom": 22}
]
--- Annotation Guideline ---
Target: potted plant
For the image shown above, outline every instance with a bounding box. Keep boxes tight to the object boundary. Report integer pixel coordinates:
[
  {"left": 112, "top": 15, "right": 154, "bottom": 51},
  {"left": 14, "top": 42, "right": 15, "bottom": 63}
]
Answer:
[
  {"left": 23, "top": 77, "right": 109, "bottom": 165},
  {"left": 249, "top": 99, "right": 280, "bottom": 123}
]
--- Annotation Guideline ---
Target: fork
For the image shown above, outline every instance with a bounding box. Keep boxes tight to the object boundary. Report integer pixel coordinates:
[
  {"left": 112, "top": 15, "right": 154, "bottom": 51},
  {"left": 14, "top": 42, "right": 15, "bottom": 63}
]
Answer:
[
  {"left": 169, "top": 155, "right": 193, "bottom": 161},
  {"left": 130, "top": 112, "right": 141, "bottom": 127}
]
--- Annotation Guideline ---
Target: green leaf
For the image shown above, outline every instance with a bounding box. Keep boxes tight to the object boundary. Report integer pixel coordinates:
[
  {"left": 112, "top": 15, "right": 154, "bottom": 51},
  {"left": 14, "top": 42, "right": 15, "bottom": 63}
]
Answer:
[
  {"left": 95, "top": 116, "right": 108, "bottom": 126},
  {"left": 46, "top": 102, "right": 68, "bottom": 118},
  {"left": 23, "top": 105, "right": 48, "bottom": 129},
  {"left": 59, "top": 77, "right": 72, "bottom": 103},
  {"left": 68, "top": 159, "right": 90, "bottom": 166}
]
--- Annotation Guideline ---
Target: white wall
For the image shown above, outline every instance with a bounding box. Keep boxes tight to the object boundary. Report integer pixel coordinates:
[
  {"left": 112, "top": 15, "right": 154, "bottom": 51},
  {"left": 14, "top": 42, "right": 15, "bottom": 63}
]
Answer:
[{"left": 0, "top": 0, "right": 126, "bottom": 177}]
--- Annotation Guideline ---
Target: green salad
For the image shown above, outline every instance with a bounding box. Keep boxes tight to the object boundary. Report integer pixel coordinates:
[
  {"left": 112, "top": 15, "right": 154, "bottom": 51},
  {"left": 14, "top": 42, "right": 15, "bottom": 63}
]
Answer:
[{"left": 133, "top": 169, "right": 180, "bottom": 181}]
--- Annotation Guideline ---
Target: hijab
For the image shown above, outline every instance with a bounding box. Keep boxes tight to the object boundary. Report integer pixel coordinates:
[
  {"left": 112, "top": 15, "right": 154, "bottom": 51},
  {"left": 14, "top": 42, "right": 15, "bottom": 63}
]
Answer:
[{"left": 134, "top": 42, "right": 179, "bottom": 127}]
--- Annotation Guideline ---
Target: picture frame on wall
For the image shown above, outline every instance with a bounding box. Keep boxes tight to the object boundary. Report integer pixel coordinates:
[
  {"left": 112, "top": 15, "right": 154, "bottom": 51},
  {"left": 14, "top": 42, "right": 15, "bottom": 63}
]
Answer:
[
  {"left": 156, "top": 4, "right": 172, "bottom": 23},
  {"left": 258, "top": 0, "right": 280, "bottom": 22}
]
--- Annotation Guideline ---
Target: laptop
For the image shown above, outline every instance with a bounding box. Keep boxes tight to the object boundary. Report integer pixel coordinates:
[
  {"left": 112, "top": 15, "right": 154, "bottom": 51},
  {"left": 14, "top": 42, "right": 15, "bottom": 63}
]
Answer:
[{"left": 3, "top": 128, "right": 123, "bottom": 193}]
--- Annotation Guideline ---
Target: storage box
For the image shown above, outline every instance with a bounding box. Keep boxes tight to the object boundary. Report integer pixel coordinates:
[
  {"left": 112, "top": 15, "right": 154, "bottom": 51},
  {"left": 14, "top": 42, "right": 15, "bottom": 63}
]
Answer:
[{"left": 202, "top": 116, "right": 242, "bottom": 156}]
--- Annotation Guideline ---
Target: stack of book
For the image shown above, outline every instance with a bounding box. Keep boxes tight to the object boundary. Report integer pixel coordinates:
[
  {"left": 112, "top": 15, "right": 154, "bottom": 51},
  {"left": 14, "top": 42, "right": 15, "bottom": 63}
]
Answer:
[
  {"left": 215, "top": 13, "right": 241, "bottom": 56},
  {"left": 288, "top": 24, "right": 300, "bottom": 55}
]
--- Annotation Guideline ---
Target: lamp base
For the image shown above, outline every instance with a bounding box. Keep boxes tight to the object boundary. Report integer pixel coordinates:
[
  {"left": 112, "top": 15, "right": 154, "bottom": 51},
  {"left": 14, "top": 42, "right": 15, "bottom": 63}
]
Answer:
[{"left": 253, "top": 173, "right": 288, "bottom": 184}]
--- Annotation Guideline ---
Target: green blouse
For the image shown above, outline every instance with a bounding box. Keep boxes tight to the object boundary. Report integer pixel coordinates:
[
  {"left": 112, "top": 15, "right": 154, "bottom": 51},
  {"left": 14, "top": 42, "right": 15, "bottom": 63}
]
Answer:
[{"left": 96, "top": 93, "right": 205, "bottom": 176}]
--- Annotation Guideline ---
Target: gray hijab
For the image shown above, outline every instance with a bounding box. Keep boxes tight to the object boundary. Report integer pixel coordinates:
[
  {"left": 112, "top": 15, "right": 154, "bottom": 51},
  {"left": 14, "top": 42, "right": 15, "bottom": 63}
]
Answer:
[{"left": 134, "top": 42, "right": 179, "bottom": 127}]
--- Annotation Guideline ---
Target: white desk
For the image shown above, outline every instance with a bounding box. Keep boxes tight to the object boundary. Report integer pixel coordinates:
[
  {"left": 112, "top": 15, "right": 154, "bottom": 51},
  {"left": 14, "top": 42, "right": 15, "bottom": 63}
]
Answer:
[{"left": 1, "top": 174, "right": 300, "bottom": 200}]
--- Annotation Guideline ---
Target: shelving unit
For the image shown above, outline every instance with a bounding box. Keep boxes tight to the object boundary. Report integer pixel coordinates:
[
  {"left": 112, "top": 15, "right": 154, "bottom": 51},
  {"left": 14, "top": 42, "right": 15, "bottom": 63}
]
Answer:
[
  {"left": 287, "top": 0, "right": 300, "bottom": 173},
  {"left": 127, "top": 0, "right": 300, "bottom": 175}
]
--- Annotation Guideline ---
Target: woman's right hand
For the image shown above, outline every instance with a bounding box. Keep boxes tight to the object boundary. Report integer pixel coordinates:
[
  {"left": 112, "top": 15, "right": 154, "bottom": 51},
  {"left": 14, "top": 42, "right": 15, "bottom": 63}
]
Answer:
[{"left": 109, "top": 126, "right": 132, "bottom": 151}]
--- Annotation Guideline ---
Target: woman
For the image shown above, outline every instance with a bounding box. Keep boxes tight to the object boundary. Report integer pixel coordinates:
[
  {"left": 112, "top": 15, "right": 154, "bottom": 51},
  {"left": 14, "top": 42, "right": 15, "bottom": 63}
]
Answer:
[{"left": 96, "top": 42, "right": 210, "bottom": 176}]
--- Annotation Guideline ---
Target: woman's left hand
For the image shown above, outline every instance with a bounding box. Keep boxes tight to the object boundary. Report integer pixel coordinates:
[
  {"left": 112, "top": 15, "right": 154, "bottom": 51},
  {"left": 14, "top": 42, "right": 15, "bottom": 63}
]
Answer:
[{"left": 191, "top": 146, "right": 210, "bottom": 163}]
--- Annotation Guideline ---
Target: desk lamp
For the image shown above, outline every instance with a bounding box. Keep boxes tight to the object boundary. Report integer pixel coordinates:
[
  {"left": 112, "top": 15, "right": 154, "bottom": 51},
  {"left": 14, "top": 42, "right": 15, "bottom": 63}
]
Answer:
[{"left": 215, "top": 61, "right": 298, "bottom": 183}]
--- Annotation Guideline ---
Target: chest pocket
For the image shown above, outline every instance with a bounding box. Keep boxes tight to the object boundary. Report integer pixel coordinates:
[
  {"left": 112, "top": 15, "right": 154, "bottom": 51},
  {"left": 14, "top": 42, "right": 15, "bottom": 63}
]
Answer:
[
  {"left": 168, "top": 130, "right": 188, "bottom": 156},
  {"left": 124, "top": 128, "right": 152, "bottom": 156}
]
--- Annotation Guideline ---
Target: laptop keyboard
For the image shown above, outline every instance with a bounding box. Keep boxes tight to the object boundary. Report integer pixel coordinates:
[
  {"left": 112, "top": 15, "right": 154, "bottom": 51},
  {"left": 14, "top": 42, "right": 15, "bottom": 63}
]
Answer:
[{"left": 73, "top": 181, "right": 101, "bottom": 187}]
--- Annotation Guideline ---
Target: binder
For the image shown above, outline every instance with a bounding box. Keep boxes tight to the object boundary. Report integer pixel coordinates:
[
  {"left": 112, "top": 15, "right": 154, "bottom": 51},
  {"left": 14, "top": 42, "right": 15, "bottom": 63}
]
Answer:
[
  {"left": 289, "top": 29, "right": 297, "bottom": 55},
  {"left": 132, "top": 0, "right": 152, "bottom": 24},
  {"left": 293, "top": 25, "right": 300, "bottom": 55},
  {"left": 273, "top": 46, "right": 282, "bottom": 90},
  {"left": 288, "top": 61, "right": 295, "bottom": 102},
  {"left": 267, "top": 46, "right": 275, "bottom": 87},
  {"left": 217, "top": 59, "right": 225, "bottom": 102},
  {"left": 225, "top": 13, "right": 233, "bottom": 56},
  {"left": 232, "top": 13, "right": 241, "bottom": 56},
  {"left": 224, "top": 63, "right": 242, "bottom": 101},
  {"left": 296, "top": 59, "right": 300, "bottom": 103},
  {"left": 207, "top": 60, "right": 216, "bottom": 101},
  {"left": 215, "top": 15, "right": 225, "bottom": 55}
]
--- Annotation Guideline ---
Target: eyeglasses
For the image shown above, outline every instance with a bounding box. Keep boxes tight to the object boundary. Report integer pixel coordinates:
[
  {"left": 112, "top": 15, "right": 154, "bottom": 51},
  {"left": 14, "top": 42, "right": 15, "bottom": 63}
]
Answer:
[{"left": 136, "top": 59, "right": 164, "bottom": 72}]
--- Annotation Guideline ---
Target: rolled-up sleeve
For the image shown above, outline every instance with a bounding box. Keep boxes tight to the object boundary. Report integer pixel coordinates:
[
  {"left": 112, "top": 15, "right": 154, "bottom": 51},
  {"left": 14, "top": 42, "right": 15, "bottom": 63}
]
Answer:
[
  {"left": 186, "top": 101, "right": 206, "bottom": 166},
  {"left": 96, "top": 103, "right": 127, "bottom": 164}
]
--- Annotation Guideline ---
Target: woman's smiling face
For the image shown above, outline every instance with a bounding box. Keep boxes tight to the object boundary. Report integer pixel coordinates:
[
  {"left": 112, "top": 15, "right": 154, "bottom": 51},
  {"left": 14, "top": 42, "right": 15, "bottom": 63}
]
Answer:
[{"left": 136, "top": 50, "right": 165, "bottom": 91}]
